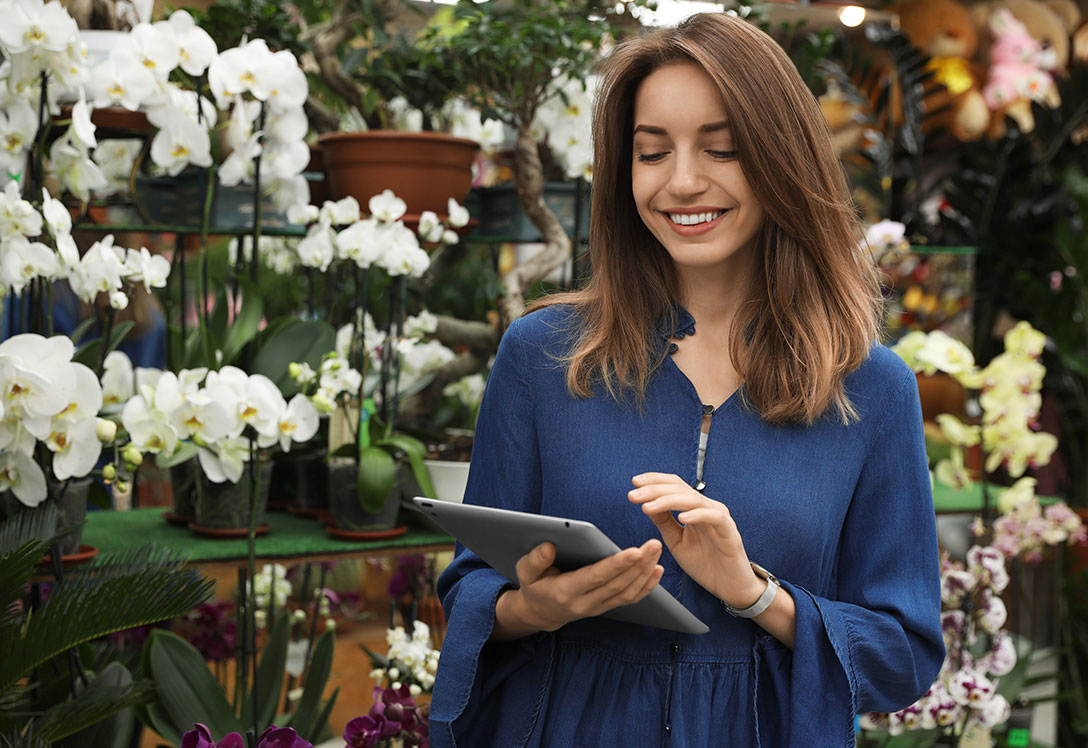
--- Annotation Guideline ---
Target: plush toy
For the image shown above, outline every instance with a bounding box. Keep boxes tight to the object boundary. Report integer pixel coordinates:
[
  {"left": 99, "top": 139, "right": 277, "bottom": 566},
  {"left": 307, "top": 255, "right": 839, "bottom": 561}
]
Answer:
[
  {"left": 970, "top": 0, "right": 1071, "bottom": 136},
  {"left": 897, "top": 0, "right": 992, "bottom": 141}
]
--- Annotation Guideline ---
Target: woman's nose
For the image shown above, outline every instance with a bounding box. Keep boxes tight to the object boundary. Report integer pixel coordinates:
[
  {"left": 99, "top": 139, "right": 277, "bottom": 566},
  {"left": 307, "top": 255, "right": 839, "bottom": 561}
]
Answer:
[{"left": 666, "top": 151, "right": 708, "bottom": 197}]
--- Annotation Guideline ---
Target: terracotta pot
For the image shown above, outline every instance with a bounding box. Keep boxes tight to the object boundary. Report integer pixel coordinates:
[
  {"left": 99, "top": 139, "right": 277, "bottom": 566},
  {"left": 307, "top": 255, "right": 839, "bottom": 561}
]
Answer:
[
  {"left": 317, "top": 130, "right": 479, "bottom": 218},
  {"left": 915, "top": 372, "right": 968, "bottom": 423}
]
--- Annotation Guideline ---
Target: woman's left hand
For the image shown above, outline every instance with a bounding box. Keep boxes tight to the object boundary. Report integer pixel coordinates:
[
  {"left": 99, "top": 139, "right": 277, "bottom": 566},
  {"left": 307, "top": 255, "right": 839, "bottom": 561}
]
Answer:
[{"left": 628, "top": 472, "right": 764, "bottom": 609}]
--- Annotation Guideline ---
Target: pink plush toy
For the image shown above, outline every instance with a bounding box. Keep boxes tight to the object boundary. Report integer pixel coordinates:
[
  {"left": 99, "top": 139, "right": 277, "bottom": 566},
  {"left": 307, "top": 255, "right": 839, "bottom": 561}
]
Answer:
[{"left": 983, "top": 8, "right": 1057, "bottom": 109}]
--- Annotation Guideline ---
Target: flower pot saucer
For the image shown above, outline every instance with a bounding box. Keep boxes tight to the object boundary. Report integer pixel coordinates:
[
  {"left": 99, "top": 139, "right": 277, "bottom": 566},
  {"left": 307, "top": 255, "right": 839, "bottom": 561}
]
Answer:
[
  {"left": 39, "top": 545, "right": 99, "bottom": 569},
  {"left": 326, "top": 524, "right": 407, "bottom": 541},
  {"left": 187, "top": 522, "right": 271, "bottom": 539},
  {"left": 285, "top": 503, "right": 325, "bottom": 519},
  {"left": 162, "top": 510, "right": 194, "bottom": 527}
]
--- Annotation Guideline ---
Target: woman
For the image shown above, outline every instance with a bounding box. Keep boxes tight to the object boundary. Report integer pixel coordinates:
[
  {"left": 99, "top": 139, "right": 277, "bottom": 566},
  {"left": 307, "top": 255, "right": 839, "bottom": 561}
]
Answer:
[{"left": 430, "top": 13, "right": 944, "bottom": 747}]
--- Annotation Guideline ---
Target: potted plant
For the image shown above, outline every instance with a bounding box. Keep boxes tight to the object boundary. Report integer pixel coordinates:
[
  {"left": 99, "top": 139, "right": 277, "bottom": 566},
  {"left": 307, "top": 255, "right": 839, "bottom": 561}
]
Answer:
[{"left": 306, "top": 0, "right": 484, "bottom": 219}]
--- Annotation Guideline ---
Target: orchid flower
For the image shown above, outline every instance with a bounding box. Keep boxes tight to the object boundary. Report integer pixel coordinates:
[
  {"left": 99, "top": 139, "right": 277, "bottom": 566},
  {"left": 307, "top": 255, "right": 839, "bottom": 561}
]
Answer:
[
  {"left": 0, "top": 97, "right": 38, "bottom": 176},
  {"left": 155, "top": 10, "right": 217, "bottom": 77},
  {"left": 0, "top": 0, "right": 80, "bottom": 56},
  {"left": 88, "top": 49, "right": 156, "bottom": 111},
  {"left": 149, "top": 114, "right": 213, "bottom": 175},
  {"left": 123, "top": 246, "right": 171, "bottom": 293},
  {"left": 277, "top": 394, "right": 319, "bottom": 452},
  {"left": 101, "top": 350, "right": 135, "bottom": 406}
]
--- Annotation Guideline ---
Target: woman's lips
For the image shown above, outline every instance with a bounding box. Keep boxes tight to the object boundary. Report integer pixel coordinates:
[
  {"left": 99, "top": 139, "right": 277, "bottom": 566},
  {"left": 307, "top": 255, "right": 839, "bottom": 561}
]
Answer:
[{"left": 662, "top": 209, "right": 729, "bottom": 236}]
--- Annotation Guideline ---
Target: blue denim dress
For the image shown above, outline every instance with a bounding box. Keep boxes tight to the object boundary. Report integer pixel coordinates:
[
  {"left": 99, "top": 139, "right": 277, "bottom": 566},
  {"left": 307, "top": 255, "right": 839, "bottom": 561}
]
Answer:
[{"left": 430, "top": 305, "right": 944, "bottom": 747}]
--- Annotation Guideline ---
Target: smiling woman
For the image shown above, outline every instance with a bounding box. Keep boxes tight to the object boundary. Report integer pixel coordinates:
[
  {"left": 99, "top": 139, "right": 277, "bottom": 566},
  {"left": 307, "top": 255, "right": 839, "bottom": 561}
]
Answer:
[{"left": 429, "top": 12, "right": 944, "bottom": 748}]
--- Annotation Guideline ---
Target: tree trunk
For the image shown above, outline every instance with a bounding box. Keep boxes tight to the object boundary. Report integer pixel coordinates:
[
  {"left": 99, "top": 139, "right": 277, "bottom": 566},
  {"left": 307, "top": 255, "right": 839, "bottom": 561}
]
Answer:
[{"left": 497, "top": 124, "right": 573, "bottom": 325}]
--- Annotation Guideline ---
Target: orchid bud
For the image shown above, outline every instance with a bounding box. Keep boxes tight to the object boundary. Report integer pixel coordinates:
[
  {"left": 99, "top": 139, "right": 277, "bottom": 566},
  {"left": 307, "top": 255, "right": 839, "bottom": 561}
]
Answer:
[
  {"left": 115, "top": 480, "right": 129, "bottom": 494},
  {"left": 409, "top": 684, "right": 422, "bottom": 697},
  {"left": 312, "top": 392, "right": 334, "bottom": 414},
  {"left": 324, "top": 617, "right": 336, "bottom": 631},
  {"left": 255, "top": 610, "right": 267, "bottom": 629},
  {"left": 109, "top": 291, "right": 129, "bottom": 310},
  {"left": 96, "top": 418, "right": 117, "bottom": 442},
  {"left": 102, "top": 463, "right": 117, "bottom": 481},
  {"left": 388, "top": 667, "right": 400, "bottom": 680},
  {"left": 291, "top": 609, "right": 306, "bottom": 624},
  {"left": 122, "top": 445, "right": 142, "bottom": 466},
  {"left": 289, "top": 362, "right": 303, "bottom": 379}
]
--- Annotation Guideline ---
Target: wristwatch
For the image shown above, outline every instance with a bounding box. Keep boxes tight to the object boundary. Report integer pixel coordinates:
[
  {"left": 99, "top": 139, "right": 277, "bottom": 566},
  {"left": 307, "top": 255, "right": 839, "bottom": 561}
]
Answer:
[{"left": 722, "top": 562, "right": 780, "bottom": 618}]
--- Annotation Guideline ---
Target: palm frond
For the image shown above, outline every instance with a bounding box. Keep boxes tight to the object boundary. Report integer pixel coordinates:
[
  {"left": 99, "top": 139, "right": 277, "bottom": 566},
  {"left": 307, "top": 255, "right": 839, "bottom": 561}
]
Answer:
[
  {"left": 0, "top": 541, "right": 50, "bottom": 630},
  {"left": 0, "top": 726, "right": 49, "bottom": 748},
  {"left": 36, "top": 679, "right": 154, "bottom": 742},
  {"left": 0, "top": 544, "right": 214, "bottom": 693},
  {"left": 0, "top": 504, "right": 60, "bottom": 556}
]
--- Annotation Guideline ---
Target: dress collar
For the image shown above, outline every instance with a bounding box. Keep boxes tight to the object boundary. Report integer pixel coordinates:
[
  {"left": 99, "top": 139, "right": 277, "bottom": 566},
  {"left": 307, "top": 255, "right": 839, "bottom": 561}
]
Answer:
[{"left": 655, "top": 305, "right": 696, "bottom": 354}]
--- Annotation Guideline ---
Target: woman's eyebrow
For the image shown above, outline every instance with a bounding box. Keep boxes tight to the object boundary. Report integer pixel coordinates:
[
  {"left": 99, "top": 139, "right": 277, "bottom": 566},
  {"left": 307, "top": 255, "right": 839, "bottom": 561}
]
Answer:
[{"left": 632, "top": 121, "right": 731, "bottom": 136}]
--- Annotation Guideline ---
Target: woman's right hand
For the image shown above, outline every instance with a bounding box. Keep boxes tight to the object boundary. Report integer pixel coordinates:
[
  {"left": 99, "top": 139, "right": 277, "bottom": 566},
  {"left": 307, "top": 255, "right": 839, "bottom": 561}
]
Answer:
[{"left": 491, "top": 539, "right": 664, "bottom": 640}]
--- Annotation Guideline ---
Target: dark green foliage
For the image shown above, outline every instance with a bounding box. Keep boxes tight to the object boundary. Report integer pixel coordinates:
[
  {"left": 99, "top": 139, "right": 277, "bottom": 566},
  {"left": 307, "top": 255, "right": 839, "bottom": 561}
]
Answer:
[{"left": 0, "top": 534, "right": 214, "bottom": 743}]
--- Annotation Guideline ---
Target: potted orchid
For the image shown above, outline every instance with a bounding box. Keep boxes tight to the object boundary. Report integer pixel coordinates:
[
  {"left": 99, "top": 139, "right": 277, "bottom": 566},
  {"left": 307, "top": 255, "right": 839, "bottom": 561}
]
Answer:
[
  {"left": 81, "top": 8, "right": 312, "bottom": 227},
  {"left": 283, "top": 189, "right": 473, "bottom": 533},
  {"left": 120, "top": 363, "right": 321, "bottom": 535}
]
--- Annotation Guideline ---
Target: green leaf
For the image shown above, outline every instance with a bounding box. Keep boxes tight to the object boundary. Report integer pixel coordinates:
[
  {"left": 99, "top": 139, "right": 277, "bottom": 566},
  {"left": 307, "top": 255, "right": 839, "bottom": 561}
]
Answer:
[
  {"left": 242, "top": 612, "right": 290, "bottom": 731},
  {"left": 357, "top": 445, "right": 396, "bottom": 514},
  {"left": 309, "top": 687, "right": 340, "bottom": 742},
  {"left": 375, "top": 435, "right": 435, "bottom": 498},
  {"left": 221, "top": 279, "right": 265, "bottom": 366},
  {"left": 287, "top": 630, "right": 335, "bottom": 740},
  {"left": 155, "top": 443, "right": 199, "bottom": 470},
  {"left": 146, "top": 630, "right": 241, "bottom": 738},
  {"left": 250, "top": 319, "right": 336, "bottom": 397},
  {"left": 87, "top": 481, "right": 112, "bottom": 511},
  {"left": 0, "top": 546, "right": 214, "bottom": 694},
  {"left": 52, "top": 662, "right": 141, "bottom": 747},
  {"left": 68, "top": 317, "right": 96, "bottom": 346},
  {"left": 72, "top": 321, "right": 136, "bottom": 370}
]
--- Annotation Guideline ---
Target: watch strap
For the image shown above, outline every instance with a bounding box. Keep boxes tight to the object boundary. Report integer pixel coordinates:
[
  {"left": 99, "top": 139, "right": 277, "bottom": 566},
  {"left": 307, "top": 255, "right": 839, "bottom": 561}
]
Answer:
[{"left": 723, "top": 563, "right": 780, "bottom": 619}]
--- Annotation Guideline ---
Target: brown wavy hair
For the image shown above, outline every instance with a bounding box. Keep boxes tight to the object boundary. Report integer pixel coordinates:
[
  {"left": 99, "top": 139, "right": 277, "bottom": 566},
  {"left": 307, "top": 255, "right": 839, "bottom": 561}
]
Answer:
[{"left": 530, "top": 12, "right": 882, "bottom": 425}]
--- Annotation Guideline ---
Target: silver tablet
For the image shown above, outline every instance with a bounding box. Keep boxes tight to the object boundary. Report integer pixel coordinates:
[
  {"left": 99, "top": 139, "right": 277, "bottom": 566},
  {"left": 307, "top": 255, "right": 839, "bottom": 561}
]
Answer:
[{"left": 412, "top": 497, "right": 709, "bottom": 635}]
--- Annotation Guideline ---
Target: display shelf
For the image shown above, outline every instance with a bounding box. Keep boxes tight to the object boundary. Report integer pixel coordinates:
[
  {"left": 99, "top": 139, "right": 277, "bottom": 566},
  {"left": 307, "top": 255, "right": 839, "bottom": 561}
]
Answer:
[
  {"left": 81, "top": 507, "right": 453, "bottom": 569},
  {"left": 931, "top": 481, "right": 1057, "bottom": 514}
]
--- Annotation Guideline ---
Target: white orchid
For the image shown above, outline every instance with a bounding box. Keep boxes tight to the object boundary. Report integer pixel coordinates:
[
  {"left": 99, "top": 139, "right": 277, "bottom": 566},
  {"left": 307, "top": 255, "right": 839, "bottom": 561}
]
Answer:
[
  {"left": 297, "top": 224, "right": 336, "bottom": 271},
  {"left": 197, "top": 436, "right": 250, "bottom": 484},
  {"left": 417, "top": 211, "right": 445, "bottom": 244},
  {"left": 68, "top": 234, "right": 126, "bottom": 301},
  {"left": 154, "top": 10, "right": 217, "bottom": 77},
  {"left": 1, "top": 235, "right": 59, "bottom": 293},
  {"left": 0, "top": 0, "right": 80, "bottom": 56},
  {"left": 369, "top": 189, "right": 407, "bottom": 223},
  {"left": 48, "top": 130, "right": 107, "bottom": 201},
  {"left": 446, "top": 197, "right": 470, "bottom": 229},
  {"left": 47, "top": 416, "right": 101, "bottom": 481},
  {"left": 92, "top": 139, "right": 142, "bottom": 196},
  {"left": 0, "top": 97, "right": 38, "bottom": 175},
  {"left": 101, "top": 350, "right": 135, "bottom": 406},
  {"left": 209, "top": 39, "right": 276, "bottom": 105},
  {"left": 320, "top": 196, "right": 361, "bottom": 227},
  {"left": 277, "top": 393, "right": 319, "bottom": 452},
  {"left": 88, "top": 49, "right": 156, "bottom": 111},
  {"left": 149, "top": 114, "right": 213, "bottom": 175},
  {"left": 0, "top": 180, "right": 43, "bottom": 237},
  {"left": 335, "top": 218, "right": 383, "bottom": 268},
  {"left": 171, "top": 390, "right": 233, "bottom": 445},
  {"left": 0, "top": 449, "right": 47, "bottom": 507},
  {"left": 122, "top": 23, "right": 180, "bottom": 82}
]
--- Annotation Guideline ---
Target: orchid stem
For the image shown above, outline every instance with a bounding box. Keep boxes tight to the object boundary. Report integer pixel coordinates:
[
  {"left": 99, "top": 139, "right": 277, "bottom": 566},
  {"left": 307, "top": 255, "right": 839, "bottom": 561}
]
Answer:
[{"left": 247, "top": 436, "right": 260, "bottom": 736}]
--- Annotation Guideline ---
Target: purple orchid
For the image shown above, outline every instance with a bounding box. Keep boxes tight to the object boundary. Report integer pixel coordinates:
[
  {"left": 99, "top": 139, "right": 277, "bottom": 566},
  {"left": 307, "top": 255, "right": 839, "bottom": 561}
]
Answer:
[
  {"left": 345, "top": 686, "right": 430, "bottom": 748},
  {"left": 179, "top": 725, "right": 311, "bottom": 748},
  {"left": 257, "top": 725, "right": 313, "bottom": 748},
  {"left": 179, "top": 724, "right": 244, "bottom": 748}
]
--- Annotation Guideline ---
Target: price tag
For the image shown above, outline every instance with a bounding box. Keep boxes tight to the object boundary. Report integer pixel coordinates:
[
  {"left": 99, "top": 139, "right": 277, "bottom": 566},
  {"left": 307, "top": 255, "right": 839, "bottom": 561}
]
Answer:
[{"left": 286, "top": 639, "right": 309, "bottom": 677}]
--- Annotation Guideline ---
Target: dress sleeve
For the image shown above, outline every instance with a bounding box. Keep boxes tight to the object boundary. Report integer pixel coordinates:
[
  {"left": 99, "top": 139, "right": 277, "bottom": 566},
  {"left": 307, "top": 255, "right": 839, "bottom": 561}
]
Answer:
[
  {"left": 429, "top": 317, "right": 551, "bottom": 747},
  {"left": 756, "top": 366, "right": 946, "bottom": 747}
]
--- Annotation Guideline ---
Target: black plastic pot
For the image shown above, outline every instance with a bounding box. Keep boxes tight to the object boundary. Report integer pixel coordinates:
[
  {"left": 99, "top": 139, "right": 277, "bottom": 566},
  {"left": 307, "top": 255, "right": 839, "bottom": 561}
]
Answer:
[{"left": 327, "top": 459, "right": 401, "bottom": 532}]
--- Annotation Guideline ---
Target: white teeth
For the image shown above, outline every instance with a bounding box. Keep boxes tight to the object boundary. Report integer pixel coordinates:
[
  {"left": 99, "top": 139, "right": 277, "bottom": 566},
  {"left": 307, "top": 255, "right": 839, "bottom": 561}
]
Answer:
[{"left": 668, "top": 211, "right": 724, "bottom": 226}]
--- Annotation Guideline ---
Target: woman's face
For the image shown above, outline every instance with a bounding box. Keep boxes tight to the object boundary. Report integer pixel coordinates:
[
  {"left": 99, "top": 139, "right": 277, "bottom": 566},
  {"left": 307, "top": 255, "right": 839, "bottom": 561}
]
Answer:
[{"left": 631, "top": 62, "right": 765, "bottom": 279}]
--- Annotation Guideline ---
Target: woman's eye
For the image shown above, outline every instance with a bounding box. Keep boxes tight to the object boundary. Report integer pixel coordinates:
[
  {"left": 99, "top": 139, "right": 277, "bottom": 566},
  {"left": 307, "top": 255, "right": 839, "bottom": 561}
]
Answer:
[
  {"left": 636, "top": 152, "right": 668, "bottom": 163},
  {"left": 708, "top": 150, "right": 738, "bottom": 159}
]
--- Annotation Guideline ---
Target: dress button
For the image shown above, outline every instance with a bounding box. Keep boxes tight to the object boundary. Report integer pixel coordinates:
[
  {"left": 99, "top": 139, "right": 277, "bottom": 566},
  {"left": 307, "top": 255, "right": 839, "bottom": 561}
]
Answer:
[{"left": 702, "top": 404, "right": 714, "bottom": 415}]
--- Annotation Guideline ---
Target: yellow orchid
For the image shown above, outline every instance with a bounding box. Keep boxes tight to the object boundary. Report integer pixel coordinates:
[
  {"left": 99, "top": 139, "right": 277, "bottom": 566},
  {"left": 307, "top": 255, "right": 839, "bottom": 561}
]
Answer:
[{"left": 936, "top": 414, "right": 981, "bottom": 447}]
